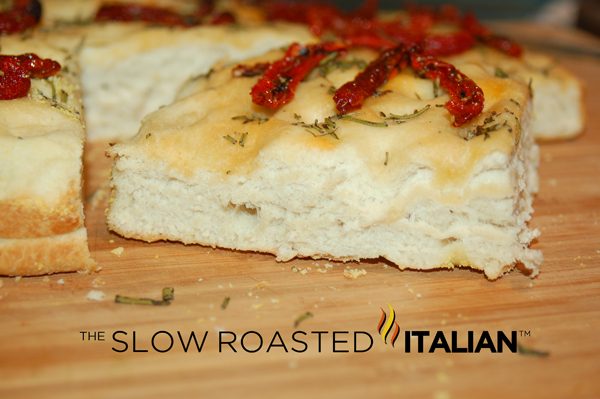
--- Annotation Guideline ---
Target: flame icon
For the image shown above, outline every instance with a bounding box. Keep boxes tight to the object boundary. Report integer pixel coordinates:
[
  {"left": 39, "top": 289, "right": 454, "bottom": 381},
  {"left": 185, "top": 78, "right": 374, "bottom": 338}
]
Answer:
[{"left": 377, "top": 304, "right": 400, "bottom": 347}]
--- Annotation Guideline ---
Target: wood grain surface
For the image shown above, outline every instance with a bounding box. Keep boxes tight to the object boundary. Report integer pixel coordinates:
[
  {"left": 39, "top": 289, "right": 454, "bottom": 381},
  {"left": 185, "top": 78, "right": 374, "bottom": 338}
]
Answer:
[{"left": 1, "top": 32, "right": 599, "bottom": 399}]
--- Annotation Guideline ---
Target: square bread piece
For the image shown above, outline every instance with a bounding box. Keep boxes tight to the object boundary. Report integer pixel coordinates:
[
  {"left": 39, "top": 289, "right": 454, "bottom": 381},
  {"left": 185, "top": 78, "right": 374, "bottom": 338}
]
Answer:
[
  {"left": 108, "top": 49, "right": 542, "bottom": 279},
  {"left": 65, "top": 22, "right": 313, "bottom": 141},
  {"left": 0, "top": 36, "right": 95, "bottom": 276}
]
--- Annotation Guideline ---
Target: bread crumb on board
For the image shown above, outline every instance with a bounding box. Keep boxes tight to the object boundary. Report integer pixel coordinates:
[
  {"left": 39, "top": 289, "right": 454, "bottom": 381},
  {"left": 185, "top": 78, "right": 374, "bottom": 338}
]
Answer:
[
  {"left": 57, "top": 278, "right": 65, "bottom": 285},
  {"left": 91, "top": 277, "right": 106, "bottom": 288},
  {"left": 110, "top": 247, "right": 125, "bottom": 257},
  {"left": 343, "top": 268, "right": 367, "bottom": 279},
  {"left": 86, "top": 290, "right": 106, "bottom": 301}
]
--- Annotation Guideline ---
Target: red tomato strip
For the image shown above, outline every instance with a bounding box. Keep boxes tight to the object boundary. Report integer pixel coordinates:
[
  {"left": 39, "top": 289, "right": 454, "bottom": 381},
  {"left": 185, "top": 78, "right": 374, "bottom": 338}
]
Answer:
[{"left": 0, "top": 54, "right": 61, "bottom": 100}]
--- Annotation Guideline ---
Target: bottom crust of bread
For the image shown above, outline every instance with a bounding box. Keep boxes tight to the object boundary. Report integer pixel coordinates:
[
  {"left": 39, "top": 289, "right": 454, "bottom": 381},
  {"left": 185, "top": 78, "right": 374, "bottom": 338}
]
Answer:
[{"left": 0, "top": 228, "right": 96, "bottom": 276}]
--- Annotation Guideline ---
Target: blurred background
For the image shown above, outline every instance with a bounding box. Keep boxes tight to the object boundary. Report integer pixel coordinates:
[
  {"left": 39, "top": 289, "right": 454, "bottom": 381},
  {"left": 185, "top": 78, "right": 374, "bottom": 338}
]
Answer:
[{"left": 330, "top": 0, "right": 599, "bottom": 35}]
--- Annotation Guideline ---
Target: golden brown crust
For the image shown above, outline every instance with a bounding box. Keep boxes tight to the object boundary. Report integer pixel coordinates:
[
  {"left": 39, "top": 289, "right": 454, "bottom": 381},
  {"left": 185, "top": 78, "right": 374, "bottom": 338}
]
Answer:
[
  {"left": 0, "top": 186, "right": 83, "bottom": 238},
  {"left": 0, "top": 228, "right": 96, "bottom": 276}
]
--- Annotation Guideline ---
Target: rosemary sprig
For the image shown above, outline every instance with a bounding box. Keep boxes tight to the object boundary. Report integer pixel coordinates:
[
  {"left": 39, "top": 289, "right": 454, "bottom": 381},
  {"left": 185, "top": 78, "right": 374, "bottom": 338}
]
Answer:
[
  {"left": 294, "top": 311, "right": 314, "bottom": 328},
  {"left": 231, "top": 113, "right": 269, "bottom": 125},
  {"left": 115, "top": 287, "right": 175, "bottom": 306},
  {"left": 381, "top": 104, "right": 431, "bottom": 124},
  {"left": 338, "top": 114, "right": 388, "bottom": 127},
  {"left": 221, "top": 296, "right": 231, "bottom": 310}
]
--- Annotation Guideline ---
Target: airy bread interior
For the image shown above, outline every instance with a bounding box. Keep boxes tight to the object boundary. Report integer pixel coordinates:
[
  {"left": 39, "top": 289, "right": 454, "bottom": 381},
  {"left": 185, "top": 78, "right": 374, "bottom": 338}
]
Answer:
[{"left": 108, "top": 50, "right": 542, "bottom": 279}]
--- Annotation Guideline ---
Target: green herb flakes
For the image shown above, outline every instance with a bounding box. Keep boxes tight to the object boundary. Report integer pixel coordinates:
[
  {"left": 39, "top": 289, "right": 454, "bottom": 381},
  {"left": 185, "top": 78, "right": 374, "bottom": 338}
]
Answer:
[{"left": 115, "top": 287, "right": 175, "bottom": 306}]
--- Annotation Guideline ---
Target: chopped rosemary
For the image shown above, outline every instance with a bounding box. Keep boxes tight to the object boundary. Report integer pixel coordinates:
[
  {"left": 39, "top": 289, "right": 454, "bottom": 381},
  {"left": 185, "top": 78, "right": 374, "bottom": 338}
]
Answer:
[
  {"left": 222, "top": 132, "right": 248, "bottom": 147},
  {"left": 222, "top": 134, "right": 237, "bottom": 145},
  {"left": 339, "top": 114, "right": 388, "bottom": 127},
  {"left": 382, "top": 104, "right": 431, "bottom": 124},
  {"left": 509, "top": 98, "right": 521, "bottom": 107},
  {"left": 221, "top": 296, "right": 231, "bottom": 310},
  {"left": 384, "top": 151, "right": 389, "bottom": 166},
  {"left": 294, "top": 105, "right": 431, "bottom": 139},
  {"left": 293, "top": 311, "right": 314, "bottom": 328},
  {"left": 231, "top": 113, "right": 269, "bottom": 125},
  {"left": 494, "top": 67, "right": 509, "bottom": 78},
  {"left": 465, "top": 111, "right": 513, "bottom": 140},
  {"left": 162, "top": 287, "right": 174, "bottom": 302},
  {"left": 517, "top": 343, "right": 550, "bottom": 358},
  {"left": 114, "top": 287, "right": 175, "bottom": 306},
  {"left": 238, "top": 132, "right": 248, "bottom": 147},
  {"left": 316, "top": 53, "right": 367, "bottom": 77},
  {"left": 292, "top": 115, "right": 340, "bottom": 139},
  {"left": 432, "top": 78, "right": 441, "bottom": 98}
]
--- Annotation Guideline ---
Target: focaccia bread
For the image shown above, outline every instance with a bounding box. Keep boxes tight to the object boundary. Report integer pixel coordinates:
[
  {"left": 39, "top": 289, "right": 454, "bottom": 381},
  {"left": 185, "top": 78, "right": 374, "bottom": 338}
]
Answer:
[
  {"left": 75, "top": 22, "right": 313, "bottom": 141},
  {"left": 0, "top": 35, "right": 95, "bottom": 276},
  {"left": 107, "top": 48, "right": 542, "bottom": 279}
]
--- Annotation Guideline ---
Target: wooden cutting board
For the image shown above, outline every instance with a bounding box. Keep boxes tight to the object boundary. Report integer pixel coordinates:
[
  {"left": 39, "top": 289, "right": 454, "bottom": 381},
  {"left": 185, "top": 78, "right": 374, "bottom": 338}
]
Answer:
[{"left": 1, "top": 33, "right": 599, "bottom": 399}]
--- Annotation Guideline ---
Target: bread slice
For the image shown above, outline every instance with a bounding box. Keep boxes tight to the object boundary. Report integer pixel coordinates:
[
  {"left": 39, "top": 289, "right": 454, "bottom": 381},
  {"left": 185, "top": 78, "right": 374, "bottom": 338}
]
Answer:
[
  {"left": 74, "top": 22, "right": 313, "bottom": 141},
  {"left": 0, "top": 36, "right": 95, "bottom": 276},
  {"left": 107, "top": 48, "right": 542, "bottom": 279}
]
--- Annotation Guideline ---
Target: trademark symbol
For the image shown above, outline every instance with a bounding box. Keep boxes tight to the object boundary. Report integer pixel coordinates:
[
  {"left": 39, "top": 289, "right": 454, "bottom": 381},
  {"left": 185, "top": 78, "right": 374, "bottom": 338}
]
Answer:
[{"left": 519, "top": 330, "right": 531, "bottom": 337}]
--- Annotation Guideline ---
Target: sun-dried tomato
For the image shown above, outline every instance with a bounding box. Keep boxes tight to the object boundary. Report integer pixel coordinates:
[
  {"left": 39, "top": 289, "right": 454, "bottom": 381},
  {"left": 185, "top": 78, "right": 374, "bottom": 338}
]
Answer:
[
  {"left": 208, "top": 11, "right": 236, "bottom": 25},
  {"left": 95, "top": 3, "right": 195, "bottom": 27},
  {"left": 333, "top": 46, "right": 406, "bottom": 114},
  {"left": 478, "top": 34, "right": 523, "bottom": 57},
  {"left": 95, "top": 1, "right": 235, "bottom": 28},
  {"left": 266, "top": 2, "right": 521, "bottom": 58},
  {"left": 461, "top": 13, "right": 522, "bottom": 57},
  {"left": 343, "top": 34, "right": 396, "bottom": 51},
  {"left": 0, "top": 0, "right": 42, "bottom": 35},
  {"left": 333, "top": 45, "right": 484, "bottom": 125},
  {"left": 251, "top": 42, "right": 345, "bottom": 110},
  {"left": 409, "top": 52, "right": 484, "bottom": 126},
  {"left": 0, "top": 53, "right": 61, "bottom": 100},
  {"left": 421, "top": 31, "right": 476, "bottom": 56}
]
